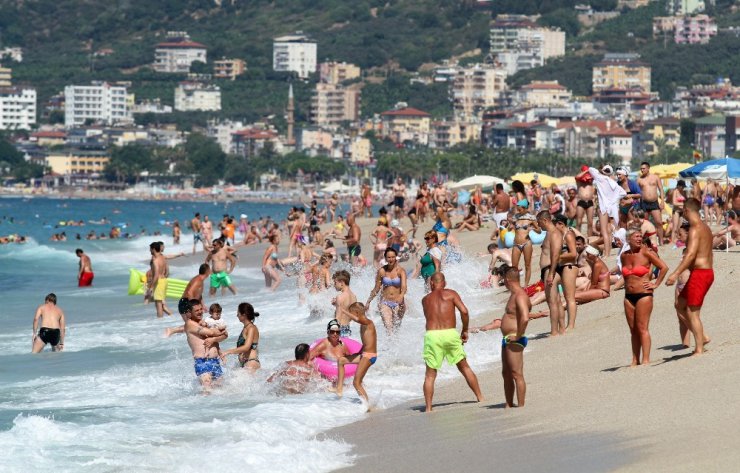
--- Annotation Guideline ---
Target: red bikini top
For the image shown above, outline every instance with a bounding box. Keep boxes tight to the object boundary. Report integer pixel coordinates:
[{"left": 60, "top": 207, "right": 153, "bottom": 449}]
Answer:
[{"left": 622, "top": 265, "right": 650, "bottom": 277}]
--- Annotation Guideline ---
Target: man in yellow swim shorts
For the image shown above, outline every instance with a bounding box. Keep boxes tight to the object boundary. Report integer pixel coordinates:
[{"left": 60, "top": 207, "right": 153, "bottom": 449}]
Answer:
[
  {"left": 421, "top": 272, "right": 483, "bottom": 412},
  {"left": 146, "top": 242, "right": 169, "bottom": 318}
]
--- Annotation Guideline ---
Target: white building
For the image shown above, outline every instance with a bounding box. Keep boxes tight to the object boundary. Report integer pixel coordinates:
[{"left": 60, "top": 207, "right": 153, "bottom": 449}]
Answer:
[
  {"left": 273, "top": 33, "right": 317, "bottom": 79},
  {"left": 154, "top": 38, "right": 207, "bottom": 73},
  {"left": 310, "top": 83, "right": 361, "bottom": 127},
  {"left": 0, "top": 47, "right": 23, "bottom": 62},
  {"left": 451, "top": 62, "right": 508, "bottom": 120},
  {"left": 64, "top": 82, "right": 131, "bottom": 127},
  {"left": 0, "top": 86, "right": 36, "bottom": 130},
  {"left": 207, "top": 119, "right": 245, "bottom": 153},
  {"left": 131, "top": 99, "right": 173, "bottom": 114},
  {"left": 490, "top": 16, "right": 565, "bottom": 75},
  {"left": 174, "top": 82, "right": 221, "bottom": 112}
]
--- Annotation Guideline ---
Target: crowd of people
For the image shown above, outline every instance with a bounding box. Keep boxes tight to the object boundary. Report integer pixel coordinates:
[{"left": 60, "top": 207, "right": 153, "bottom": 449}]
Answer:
[{"left": 31, "top": 163, "right": 733, "bottom": 412}]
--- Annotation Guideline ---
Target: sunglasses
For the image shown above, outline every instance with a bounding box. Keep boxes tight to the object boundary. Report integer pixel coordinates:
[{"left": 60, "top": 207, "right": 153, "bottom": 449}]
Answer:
[{"left": 328, "top": 330, "right": 340, "bottom": 334}]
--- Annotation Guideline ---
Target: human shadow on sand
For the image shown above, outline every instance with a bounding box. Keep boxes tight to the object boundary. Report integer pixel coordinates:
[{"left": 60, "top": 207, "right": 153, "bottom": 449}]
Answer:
[{"left": 410, "top": 400, "right": 479, "bottom": 412}]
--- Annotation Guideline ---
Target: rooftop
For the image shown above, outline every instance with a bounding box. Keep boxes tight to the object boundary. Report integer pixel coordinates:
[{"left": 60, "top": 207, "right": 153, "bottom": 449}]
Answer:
[
  {"left": 156, "top": 41, "right": 207, "bottom": 49},
  {"left": 381, "top": 107, "right": 431, "bottom": 118}
]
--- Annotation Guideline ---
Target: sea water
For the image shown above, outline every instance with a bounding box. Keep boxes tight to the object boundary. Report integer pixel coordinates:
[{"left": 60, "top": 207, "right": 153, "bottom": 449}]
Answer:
[{"left": 0, "top": 197, "right": 503, "bottom": 473}]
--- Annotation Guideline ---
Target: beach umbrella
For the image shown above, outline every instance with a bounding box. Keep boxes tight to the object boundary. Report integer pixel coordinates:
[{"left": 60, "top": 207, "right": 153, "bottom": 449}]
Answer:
[
  {"left": 447, "top": 175, "right": 505, "bottom": 191},
  {"left": 679, "top": 157, "right": 740, "bottom": 252},
  {"left": 510, "top": 172, "right": 560, "bottom": 187},
  {"left": 678, "top": 157, "right": 740, "bottom": 184},
  {"left": 651, "top": 163, "right": 693, "bottom": 179}
]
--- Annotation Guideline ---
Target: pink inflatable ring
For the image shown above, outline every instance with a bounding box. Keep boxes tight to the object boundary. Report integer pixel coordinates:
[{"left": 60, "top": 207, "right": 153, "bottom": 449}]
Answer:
[{"left": 310, "top": 337, "right": 363, "bottom": 380}]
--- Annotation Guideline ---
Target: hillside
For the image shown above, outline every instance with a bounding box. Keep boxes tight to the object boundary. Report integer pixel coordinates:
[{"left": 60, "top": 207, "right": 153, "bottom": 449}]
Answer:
[{"left": 1, "top": 0, "right": 739, "bottom": 128}]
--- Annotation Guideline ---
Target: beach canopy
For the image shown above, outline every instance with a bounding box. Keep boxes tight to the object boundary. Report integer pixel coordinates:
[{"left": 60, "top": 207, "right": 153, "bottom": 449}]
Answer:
[
  {"left": 448, "top": 175, "right": 505, "bottom": 191},
  {"left": 679, "top": 157, "right": 740, "bottom": 185},
  {"left": 651, "top": 163, "right": 693, "bottom": 179},
  {"left": 510, "top": 172, "right": 559, "bottom": 187}
]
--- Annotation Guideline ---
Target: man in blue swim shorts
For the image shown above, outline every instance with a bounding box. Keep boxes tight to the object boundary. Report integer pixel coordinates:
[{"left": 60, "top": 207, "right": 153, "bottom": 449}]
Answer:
[
  {"left": 499, "top": 266, "right": 531, "bottom": 408},
  {"left": 183, "top": 300, "right": 228, "bottom": 389},
  {"left": 421, "top": 273, "right": 483, "bottom": 412}
]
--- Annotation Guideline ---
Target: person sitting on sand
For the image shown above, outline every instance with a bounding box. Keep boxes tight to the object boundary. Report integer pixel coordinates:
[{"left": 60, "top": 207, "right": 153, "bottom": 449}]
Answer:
[
  {"left": 455, "top": 203, "right": 481, "bottom": 232},
  {"left": 711, "top": 210, "right": 740, "bottom": 249},
  {"left": 267, "top": 343, "right": 321, "bottom": 394},
  {"left": 331, "top": 302, "right": 378, "bottom": 405},
  {"left": 574, "top": 246, "right": 611, "bottom": 305}
]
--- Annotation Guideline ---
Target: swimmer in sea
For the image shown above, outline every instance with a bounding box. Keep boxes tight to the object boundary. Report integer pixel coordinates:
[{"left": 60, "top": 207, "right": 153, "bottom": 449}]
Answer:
[
  {"left": 267, "top": 343, "right": 321, "bottom": 394},
  {"left": 75, "top": 248, "right": 94, "bottom": 287},
  {"left": 421, "top": 273, "right": 483, "bottom": 413},
  {"left": 499, "top": 266, "right": 531, "bottom": 408},
  {"left": 183, "top": 300, "right": 227, "bottom": 389},
  {"left": 310, "top": 319, "right": 352, "bottom": 364},
  {"left": 32, "top": 293, "right": 66, "bottom": 353},
  {"left": 331, "top": 302, "right": 378, "bottom": 405},
  {"left": 332, "top": 270, "right": 357, "bottom": 337}
]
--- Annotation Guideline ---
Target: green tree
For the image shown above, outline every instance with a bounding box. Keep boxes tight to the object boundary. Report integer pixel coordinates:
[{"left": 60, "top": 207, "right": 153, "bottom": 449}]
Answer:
[
  {"left": 104, "top": 144, "right": 154, "bottom": 183},
  {"left": 182, "top": 134, "right": 226, "bottom": 186}
]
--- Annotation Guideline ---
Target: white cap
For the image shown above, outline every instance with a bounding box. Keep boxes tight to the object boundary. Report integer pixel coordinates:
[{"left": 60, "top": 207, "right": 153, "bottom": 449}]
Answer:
[
  {"left": 602, "top": 164, "right": 614, "bottom": 175},
  {"left": 391, "top": 219, "right": 400, "bottom": 228},
  {"left": 585, "top": 245, "right": 600, "bottom": 256},
  {"left": 615, "top": 167, "right": 627, "bottom": 176},
  {"left": 240, "top": 214, "right": 247, "bottom": 219}
]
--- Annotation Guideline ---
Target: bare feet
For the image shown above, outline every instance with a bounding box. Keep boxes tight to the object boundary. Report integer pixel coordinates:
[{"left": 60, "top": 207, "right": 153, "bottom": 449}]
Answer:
[{"left": 328, "top": 387, "right": 343, "bottom": 398}]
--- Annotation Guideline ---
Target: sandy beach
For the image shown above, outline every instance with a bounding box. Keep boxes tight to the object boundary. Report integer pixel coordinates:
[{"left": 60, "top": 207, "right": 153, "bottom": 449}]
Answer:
[{"left": 316, "top": 216, "right": 740, "bottom": 473}]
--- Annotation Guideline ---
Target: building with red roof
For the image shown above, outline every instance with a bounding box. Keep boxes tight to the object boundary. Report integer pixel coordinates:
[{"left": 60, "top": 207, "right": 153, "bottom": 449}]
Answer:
[
  {"left": 380, "top": 106, "right": 432, "bottom": 146},
  {"left": 153, "top": 34, "right": 207, "bottom": 73}
]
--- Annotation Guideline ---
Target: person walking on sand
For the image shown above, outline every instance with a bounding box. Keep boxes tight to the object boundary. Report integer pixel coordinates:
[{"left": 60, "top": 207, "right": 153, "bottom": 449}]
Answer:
[
  {"left": 666, "top": 198, "right": 714, "bottom": 355},
  {"left": 76, "top": 248, "right": 94, "bottom": 287},
  {"left": 32, "top": 293, "right": 66, "bottom": 353},
  {"left": 580, "top": 165, "right": 626, "bottom": 257},
  {"left": 332, "top": 302, "right": 378, "bottom": 405},
  {"left": 500, "top": 266, "right": 531, "bottom": 408},
  {"left": 421, "top": 273, "right": 483, "bottom": 413}
]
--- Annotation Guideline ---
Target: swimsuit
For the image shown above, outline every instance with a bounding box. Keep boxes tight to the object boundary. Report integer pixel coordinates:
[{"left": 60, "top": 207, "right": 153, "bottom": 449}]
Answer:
[
  {"left": 193, "top": 232, "right": 202, "bottom": 243},
  {"left": 194, "top": 357, "right": 223, "bottom": 378},
  {"left": 236, "top": 332, "right": 260, "bottom": 367},
  {"left": 420, "top": 251, "right": 437, "bottom": 278},
  {"left": 703, "top": 195, "right": 715, "bottom": 206},
  {"left": 433, "top": 220, "right": 449, "bottom": 236},
  {"left": 622, "top": 265, "right": 651, "bottom": 277},
  {"left": 381, "top": 276, "right": 402, "bottom": 287},
  {"left": 625, "top": 293, "right": 653, "bottom": 305},
  {"left": 38, "top": 327, "right": 61, "bottom": 346},
  {"left": 361, "top": 352, "right": 378, "bottom": 365},
  {"left": 348, "top": 245, "right": 362, "bottom": 257},
  {"left": 679, "top": 268, "right": 714, "bottom": 308},
  {"left": 78, "top": 271, "right": 94, "bottom": 287},
  {"left": 393, "top": 196, "right": 405, "bottom": 208},
  {"left": 210, "top": 271, "right": 232, "bottom": 289},
  {"left": 640, "top": 200, "right": 660, "bottom": 212},
  {"left": 423, "top": 328, "right": 466, "bottom": 370},
  {"left": 381, "top": 300, "right": 400, "bottom": 310},
  {"left": 577, "top": 199, "right": 594, "bottom": 209},
  {"left": 502, "top": 334, "right": 528, "bottom": 349},
  {"left": 153, "top": 278, "right": 168, "bottom": 302}
]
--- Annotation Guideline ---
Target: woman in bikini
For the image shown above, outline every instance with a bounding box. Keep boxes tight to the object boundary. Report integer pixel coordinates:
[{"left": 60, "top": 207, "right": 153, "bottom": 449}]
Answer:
[
  {"left": 575, "top": 245, "right": 611, "bottom": 304},
  {"left": 262, "top": 234, "right": 282, "bottom": 291},
  {"left": 432, "top": 204, "right": 452, "bottom": 260},
  {"left": 456, "top": 203, "right": 481, "bottom": 232},
  {"left": 620, "top": 228, "right": 669, "bottom": 366},
  {"left": 511, "top": 200, "right": 539, "bottom": 286},
  {"left": 369, "top": 218, "right": 392, "bottom": 268},
  {"left": 328, "top": 193, "right": 339, "bottom": 222},
  {"left": 418, "top": 181, "right": 430, "bottom": 223},
  {"left": 222, "top": 302, "right": 260, "bottom": 372},
  {"left": 366, "top": 248, "right": 407, "bottom": 333},
  {"left": 554, "top": 216, "right": 579, "bottom": 330}
]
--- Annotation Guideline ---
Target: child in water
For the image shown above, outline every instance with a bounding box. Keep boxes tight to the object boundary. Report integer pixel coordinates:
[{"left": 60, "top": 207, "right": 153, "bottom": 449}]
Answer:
[{"left": 202, "top": 303, "right": 227, "bottom": 357}]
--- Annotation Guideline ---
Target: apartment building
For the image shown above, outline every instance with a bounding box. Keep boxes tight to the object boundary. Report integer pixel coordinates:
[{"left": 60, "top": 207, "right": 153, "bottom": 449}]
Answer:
[
  {"left": 0, "top": 67, "right": 11, "bottom": 87},
  {"left": 515, "top": 81, "right": 572, "bottom": 108},
  {"left": 430, "top": 119, "right": 481, "bottom": 149},
  {"left": 451, "top": 63, "right": 507, "bottom": 120},
  {"left": 667, "top": 0, "right": 705, "bottom": 15},
  {"left": 349, "top": 137, "right": 372, "bottom": 164},
  {"left": 490, "top": 15, "right": 565, "bottom": 75},
  {"left": 694, "top": 115, "right": 725, "bottom": 158},
  {"left": 0, "top": 86, "right": 36, "bottom": 130},
  {"left": 214, "top": 58, "right": 246, "bottom": 80},
  {"left": 675, "top": 15, "right": 717, "bottom": 44},
  {"left": 174, "top": 82, "right": 221, "bottom": 112},
  {"left": 653, "top": 17, "right": 679, "bottom": 38},
  {"left": 319, "top": 62, "right": 361, "bottom": 84},
  {"left": 64, "top": 82, "right": 130, "bottom": 127},
  {"left": 45, "top": 150, "right": 109, "bottom": 175},
  {"left": 231, "top": 127, "right": 280, "bottom": 158},
  {"left": 640, "top": 117, "right": 681, "bottom": 156},
  {"left": 597, "top": 127, "right": 633, "bottom": 163},
  {"left": 273, "top": 33, "right": 317, "bottom": 79},
  {"left": 592, "top": 53, "right": 651, "bottom": 93},
  {"left": 380, "top": 107, "right": 432, "bottom": 146},
  {"left": 153, "top": 34, "right": 207, "bottom": 73},
  {"left": 310, "top": 83, "right": 361, "bottom": 127},
  {"left": 724, "top": 116, "right": 740, "bottom": 156}
]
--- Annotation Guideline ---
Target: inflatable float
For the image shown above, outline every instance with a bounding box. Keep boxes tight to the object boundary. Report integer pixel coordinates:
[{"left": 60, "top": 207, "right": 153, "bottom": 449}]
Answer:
[
  {"left": 128, "top": 268, "right": 188, "bottom": 299},
  {"left": 310, "top": 337, "right": 363, "bottom": 380},
  {"left": 499, "top": 229, "right": 547, "bottom": 248}
]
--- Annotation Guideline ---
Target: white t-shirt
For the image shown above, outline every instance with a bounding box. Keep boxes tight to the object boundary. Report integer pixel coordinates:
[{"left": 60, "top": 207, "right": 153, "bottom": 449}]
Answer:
[
  {"left": 203, "top": 316, "right": 226, "bottom": 330},
  {"left": 428, "top": 246, "right": 443, "bottom": 261}
]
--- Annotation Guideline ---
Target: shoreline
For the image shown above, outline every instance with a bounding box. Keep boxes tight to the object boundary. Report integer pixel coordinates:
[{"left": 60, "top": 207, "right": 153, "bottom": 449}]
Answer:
[{"left": 327, "top": 244, "right": 740, "bottom": 472}]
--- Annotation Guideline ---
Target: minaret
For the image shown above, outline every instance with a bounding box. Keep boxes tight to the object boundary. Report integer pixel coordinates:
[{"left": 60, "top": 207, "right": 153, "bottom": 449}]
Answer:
[{"left": 287, "top": 84, "right": 295, "bottom": 146}]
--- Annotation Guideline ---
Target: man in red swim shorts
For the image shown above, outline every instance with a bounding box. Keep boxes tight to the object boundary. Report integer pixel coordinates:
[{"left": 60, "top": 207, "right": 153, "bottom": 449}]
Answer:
[
  {"left": 666, "top": 198, "right": 713, "bottom": 355},
  {"left": 76, "top": 248, "right": 94, "bottom": 287}
]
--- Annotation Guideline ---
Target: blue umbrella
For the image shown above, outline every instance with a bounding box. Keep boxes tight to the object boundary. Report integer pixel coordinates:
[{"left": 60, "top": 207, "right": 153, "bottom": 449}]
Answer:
[{"left": 679, "top": 157, "right": 740, "bottom": 184}]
